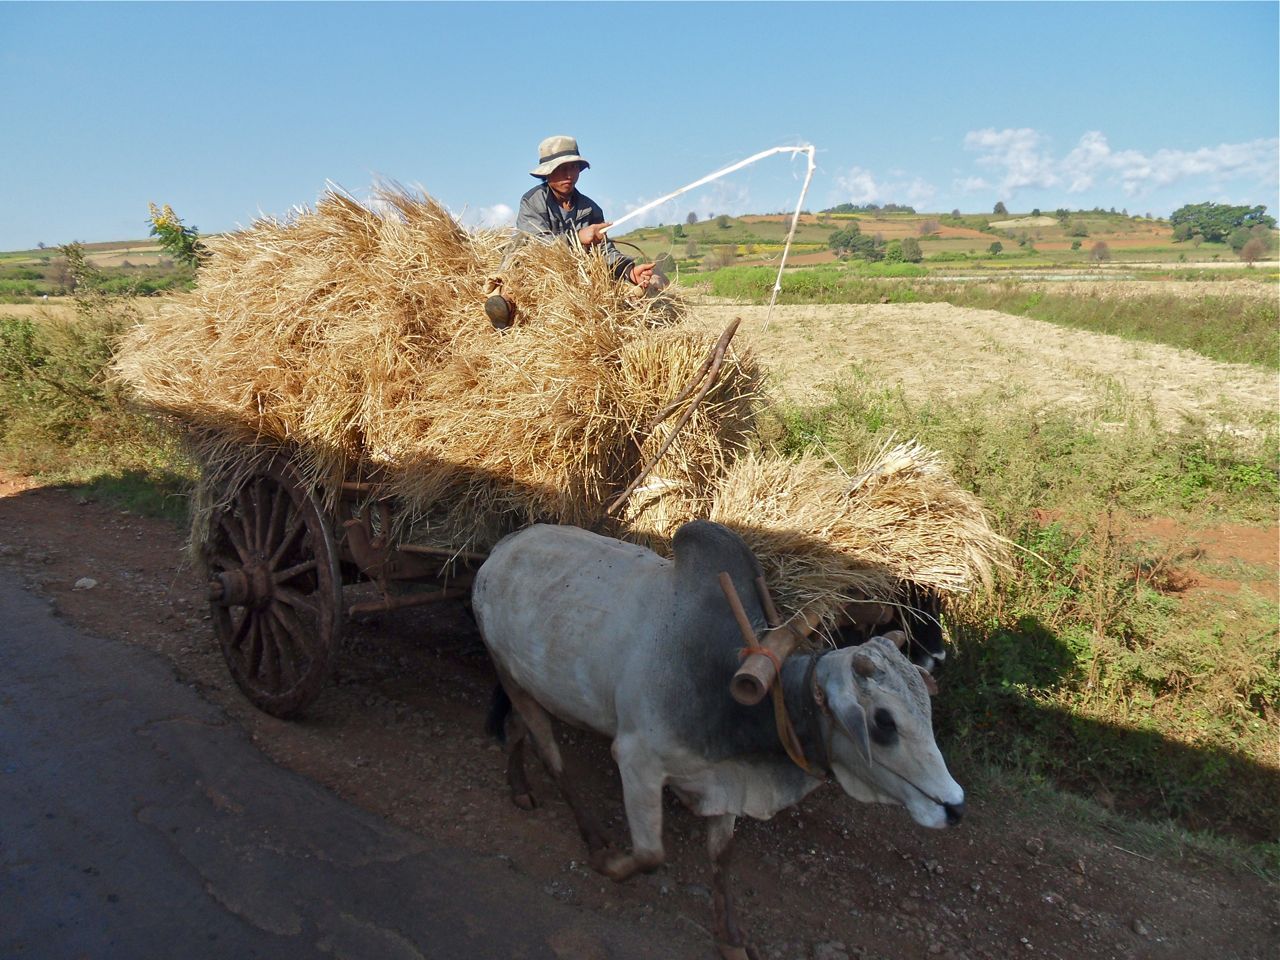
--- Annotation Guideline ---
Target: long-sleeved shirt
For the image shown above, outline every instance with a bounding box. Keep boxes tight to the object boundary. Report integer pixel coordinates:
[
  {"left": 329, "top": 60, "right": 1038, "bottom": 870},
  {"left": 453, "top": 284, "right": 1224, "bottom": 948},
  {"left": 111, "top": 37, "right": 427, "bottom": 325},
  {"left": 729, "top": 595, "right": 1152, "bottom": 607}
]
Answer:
[{"left": 510, "top": 181, "right": 634, "bottom": 280}]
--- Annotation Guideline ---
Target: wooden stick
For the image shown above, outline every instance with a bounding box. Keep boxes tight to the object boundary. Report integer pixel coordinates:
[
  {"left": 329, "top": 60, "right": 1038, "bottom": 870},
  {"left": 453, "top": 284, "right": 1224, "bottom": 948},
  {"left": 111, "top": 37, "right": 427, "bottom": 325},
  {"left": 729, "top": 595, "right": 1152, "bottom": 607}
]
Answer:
[
  {"left": 396, "top": 543, "right": 489, "bottom": 564},
  {"left": 754, "top": 576, "right": 782, "bottom": 628},
  {"left": 645, "top": 317, "right": 740, "bottom": 431},
  {"left": 605, "top": 318, "right": 740, "bottom": 517},
  {"left": 730, "top": 605, "right": 824, "bottom": 706},
  {"left": 717, "top": 572, "right": 757, "bottom": 648}
]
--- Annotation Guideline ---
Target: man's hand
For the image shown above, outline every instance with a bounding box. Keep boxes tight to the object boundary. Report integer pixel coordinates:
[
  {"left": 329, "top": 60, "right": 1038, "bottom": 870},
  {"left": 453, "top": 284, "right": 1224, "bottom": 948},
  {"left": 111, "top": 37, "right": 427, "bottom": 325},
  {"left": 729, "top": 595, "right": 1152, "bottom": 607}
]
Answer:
[
  {"left": 577, "top": 221, "right": 612, "bottom": 247},
  {"left": 629, "top": 262, "right": 658, "bottom": 287}
]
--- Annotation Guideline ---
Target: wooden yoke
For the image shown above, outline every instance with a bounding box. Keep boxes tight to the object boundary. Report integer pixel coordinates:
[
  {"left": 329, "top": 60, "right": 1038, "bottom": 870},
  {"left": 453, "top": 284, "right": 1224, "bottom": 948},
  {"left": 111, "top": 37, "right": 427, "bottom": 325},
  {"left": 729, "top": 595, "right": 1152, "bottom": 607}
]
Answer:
[{"left": 718, "top": 573, "right": 823, "bottom": 706}]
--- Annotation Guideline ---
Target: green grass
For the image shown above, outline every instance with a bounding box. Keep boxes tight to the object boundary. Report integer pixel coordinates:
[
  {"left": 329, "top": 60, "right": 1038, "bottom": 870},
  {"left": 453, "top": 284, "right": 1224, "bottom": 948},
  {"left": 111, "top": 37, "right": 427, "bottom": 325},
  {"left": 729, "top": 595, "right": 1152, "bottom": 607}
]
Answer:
[
  {"left": 759, "top": 372, "right": 1279, "bottom": 844},
  {"left": 0, "top": 295, "right": 195, "bottom": 517}
]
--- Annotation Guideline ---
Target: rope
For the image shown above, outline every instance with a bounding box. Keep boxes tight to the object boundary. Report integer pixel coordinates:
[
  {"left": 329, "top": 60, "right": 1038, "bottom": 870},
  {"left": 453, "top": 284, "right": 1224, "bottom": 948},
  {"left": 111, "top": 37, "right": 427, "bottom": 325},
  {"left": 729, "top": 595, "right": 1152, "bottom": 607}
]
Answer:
[{"left": 603, "top": 145, "right": 818, "bottom": 334}]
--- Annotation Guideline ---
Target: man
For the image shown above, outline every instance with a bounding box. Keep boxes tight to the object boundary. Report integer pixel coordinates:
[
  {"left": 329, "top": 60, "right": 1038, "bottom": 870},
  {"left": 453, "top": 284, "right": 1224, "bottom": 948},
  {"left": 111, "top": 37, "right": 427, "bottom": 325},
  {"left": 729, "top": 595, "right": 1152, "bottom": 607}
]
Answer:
[{"left": 485, "top": 135, "right": 657, "bottom": 329}]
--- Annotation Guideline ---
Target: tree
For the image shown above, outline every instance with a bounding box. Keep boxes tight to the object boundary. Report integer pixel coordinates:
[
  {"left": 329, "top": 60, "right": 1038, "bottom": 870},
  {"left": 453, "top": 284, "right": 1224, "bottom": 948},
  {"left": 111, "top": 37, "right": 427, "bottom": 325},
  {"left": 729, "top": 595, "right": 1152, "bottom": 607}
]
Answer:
[
  {"left": 36, "top": 241, "right": 45, "bottom": 250},
  {"left": 1067, "top": 220, "right": 1089, "bottom": 238},
  {"left": 148, "top": 203, "right": 207, "bottom": 269},
  {"left": 827, "top": 223, "right": 862, "bottom": 257},
  {"left": 1070, "top": 240, "right": 1082, "bottom": 251},
  {"left": 1090, "top": 241, "right": 1111, "bottom": 262},
  {"left": 1169, "top": 202, "right": 1275, "bottom": 244},
  {"left": 1031, "top": 208, "right": 1041, "bottom": 217},
  {"left": 1171, "top": 223, "right": 1194, "bottom": 242},
  {"left": 685, "top": 212, "right": 697, "bottom": 225},
  {"left": 899, "top": 236, "right": 923, "bottom": 263},
  {"left": 883, "top": 240, "right": 904, "bottom": 263},
  {"left": 917, "top": 219, "right": 940, "bottom": 236},
  {"left": 715, "top": 214, "right": 731, "bottom": 230},
  {"left": 1240, "top": 237, "right": 1267, "bottom": 264},
  {"left": 988, "top": 241, "right": 1003, "bottom": 255},
  {"left": 951, "top": 208, "right": 961, "bottom": 218},
  {"left": 684, "top": 240, "right": 699, "bottom": 258},
  {"left": 1228, "top": 227, "right": 1253, "bottom": 252},
  {"left": 704, "top": 244, "right": 737, "bottom": 269},
  {"left": 672, "top": 224, "right": 684, "bottom": 238},
  {"left": 993, "top": 201, "right": 1008, "bottom": 216}
]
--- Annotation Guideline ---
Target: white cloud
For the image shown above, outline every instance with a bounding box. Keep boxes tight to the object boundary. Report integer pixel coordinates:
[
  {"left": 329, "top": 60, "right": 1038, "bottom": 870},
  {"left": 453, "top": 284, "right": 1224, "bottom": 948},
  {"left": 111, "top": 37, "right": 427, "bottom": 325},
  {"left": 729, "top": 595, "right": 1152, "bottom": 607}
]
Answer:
[
  {"left": 964, "top": 127, "right": 1060, "bottom": 193},
  {"left": 836, "top": 166, "right": 880, "bottom": 204},
  {"left": 469, "top": 203, "right": 515, "bottom": 228},
  {"left": 955, "top": 176, "right": 990, "bottom": 193},
  {"left": 964, "top": 128, "right": 1279, "bottom": 199},
  {"left": 832, "top": 166, "right": 936, "bottom": 209}
]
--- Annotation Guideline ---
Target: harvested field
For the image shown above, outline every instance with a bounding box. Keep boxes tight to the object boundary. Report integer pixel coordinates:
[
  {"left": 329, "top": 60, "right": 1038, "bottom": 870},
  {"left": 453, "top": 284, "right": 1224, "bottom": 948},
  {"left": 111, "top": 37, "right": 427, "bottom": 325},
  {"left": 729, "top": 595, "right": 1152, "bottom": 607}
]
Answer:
[
  {"left": 994, "top": 278, "right": 1279, "bottom": 300},
  {"left": 685, "top": 300, "right": 1279, "bottom": 437}
]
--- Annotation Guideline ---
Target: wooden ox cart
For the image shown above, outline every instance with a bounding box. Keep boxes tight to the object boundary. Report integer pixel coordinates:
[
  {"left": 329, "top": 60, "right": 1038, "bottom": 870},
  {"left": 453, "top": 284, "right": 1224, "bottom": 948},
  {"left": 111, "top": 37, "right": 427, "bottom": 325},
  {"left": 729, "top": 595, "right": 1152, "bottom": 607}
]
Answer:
[{"left": 201, "top": 321, "right": 744, "bottom": 718}]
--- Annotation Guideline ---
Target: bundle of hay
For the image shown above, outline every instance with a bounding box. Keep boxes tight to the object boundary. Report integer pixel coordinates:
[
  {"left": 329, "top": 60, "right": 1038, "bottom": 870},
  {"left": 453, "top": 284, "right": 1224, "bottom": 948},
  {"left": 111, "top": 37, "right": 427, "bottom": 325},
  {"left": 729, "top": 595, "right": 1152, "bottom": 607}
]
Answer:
[
  {"left": 708, "top": 442, "right": 1009, "bottom": 634},
  {"left": 114, "top": 187, "right": 761, "bottom": 551},
  {"left": 116, "top": 185, "right": 1008, "bottom": 629}
]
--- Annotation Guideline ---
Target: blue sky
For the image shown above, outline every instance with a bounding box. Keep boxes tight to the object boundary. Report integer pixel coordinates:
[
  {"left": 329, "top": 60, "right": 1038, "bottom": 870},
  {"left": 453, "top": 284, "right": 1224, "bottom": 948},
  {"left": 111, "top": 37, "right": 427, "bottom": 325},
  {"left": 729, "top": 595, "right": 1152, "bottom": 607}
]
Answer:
[{"left": 1, "top": 1, "right": 1276, "bottom": 250}]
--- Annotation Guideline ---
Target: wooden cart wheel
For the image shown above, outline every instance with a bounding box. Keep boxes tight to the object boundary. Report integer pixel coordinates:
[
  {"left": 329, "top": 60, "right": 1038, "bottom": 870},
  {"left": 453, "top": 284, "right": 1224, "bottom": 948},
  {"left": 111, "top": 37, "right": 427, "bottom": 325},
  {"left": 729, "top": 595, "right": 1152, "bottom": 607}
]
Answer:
[{"left": 203, "top": 458, "right": 342, "bottom": 718}]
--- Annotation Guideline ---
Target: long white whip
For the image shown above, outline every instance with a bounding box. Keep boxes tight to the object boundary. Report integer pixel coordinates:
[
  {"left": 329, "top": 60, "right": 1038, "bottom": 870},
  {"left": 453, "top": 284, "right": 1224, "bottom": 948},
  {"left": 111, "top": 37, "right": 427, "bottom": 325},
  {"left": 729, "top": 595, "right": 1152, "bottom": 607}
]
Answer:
[{"left": 605, "top": 144, "right": 817, "bottom": 330}]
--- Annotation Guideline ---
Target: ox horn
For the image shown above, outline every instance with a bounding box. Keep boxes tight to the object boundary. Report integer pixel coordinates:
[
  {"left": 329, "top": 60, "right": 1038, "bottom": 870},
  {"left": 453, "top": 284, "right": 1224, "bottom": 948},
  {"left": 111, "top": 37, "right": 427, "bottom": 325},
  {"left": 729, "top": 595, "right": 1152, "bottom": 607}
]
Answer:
[
  {"left": 880, "top": 629, "right": 909, "bottom": 650},
  {"left": 719, "top": 573, "right": 823, "bottom": 706}
]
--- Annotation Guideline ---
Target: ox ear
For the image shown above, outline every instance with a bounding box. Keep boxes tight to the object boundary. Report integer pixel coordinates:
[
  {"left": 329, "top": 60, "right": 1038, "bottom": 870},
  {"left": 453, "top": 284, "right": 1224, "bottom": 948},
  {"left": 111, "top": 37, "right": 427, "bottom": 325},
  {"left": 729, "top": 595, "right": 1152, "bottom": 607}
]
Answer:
[
  {"left": 917, "top": 665, "right": 939, "bottom": 696},
  {"left": 823, "top": 684, "right": 871, "bottom": 764}
]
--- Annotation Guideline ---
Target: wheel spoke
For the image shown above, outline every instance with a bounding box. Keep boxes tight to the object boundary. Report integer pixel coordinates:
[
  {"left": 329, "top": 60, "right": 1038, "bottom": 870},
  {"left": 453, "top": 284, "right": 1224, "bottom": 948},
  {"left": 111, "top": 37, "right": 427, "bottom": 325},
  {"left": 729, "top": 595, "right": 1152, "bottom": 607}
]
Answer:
[
  {"left": 250, "top": 478, "right": 268, "bottom": 554},
  {"left": 264, "top": 481, "right": 285, "bottom": 558},
  {"left": 274, "top": 558, "right": 317, "bottom": 585},
  {"left": 219, "top": 514, "right": 251, "bottom": 563},
  {"left": 272, "top": 602, "right": 313, "bottom": 660},
  {"left": 269, "top": 511, "right": 307, "bottom": 570},
  {"left": 264, "top": 611, "right": 304, "bottom": 686},
  {"left": 263, "top": 614, "right": 296, "bottom": 690},
  {"left": 259, "top": 618, "right": 281, "bottom": 690},
  {"left": 230, "top": 609, "right": 254, "bottom": 650},
  {"left": 244, "top": 613, "right": 264, "bottom": 677},
  {"left": 275, "top": 586, "right": 319, "bottom": 621}
]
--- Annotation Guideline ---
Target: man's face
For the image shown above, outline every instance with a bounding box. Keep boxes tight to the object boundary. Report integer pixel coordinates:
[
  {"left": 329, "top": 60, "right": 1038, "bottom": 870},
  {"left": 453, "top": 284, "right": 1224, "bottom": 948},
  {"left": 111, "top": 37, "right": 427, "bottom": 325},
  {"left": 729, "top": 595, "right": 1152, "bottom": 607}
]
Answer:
[{"left": 546, "top": 161, "right": 582, "bottom": 199}]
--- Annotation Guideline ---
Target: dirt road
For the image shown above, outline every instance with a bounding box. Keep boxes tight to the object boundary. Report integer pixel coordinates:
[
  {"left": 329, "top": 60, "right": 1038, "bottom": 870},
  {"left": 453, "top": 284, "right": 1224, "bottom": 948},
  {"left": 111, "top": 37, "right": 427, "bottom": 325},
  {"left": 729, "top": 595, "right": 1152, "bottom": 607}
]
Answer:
[{"left": 1, "top": 467, "right": 1275, "bottom": 960}]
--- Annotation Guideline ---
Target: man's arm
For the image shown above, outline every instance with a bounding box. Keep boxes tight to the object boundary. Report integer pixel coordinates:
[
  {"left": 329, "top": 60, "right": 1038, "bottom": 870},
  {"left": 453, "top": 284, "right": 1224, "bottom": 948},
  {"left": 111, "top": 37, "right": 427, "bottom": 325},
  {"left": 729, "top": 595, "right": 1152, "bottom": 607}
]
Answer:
[{"left": 515, "top": 187, "right": 558, "bottom": 240}]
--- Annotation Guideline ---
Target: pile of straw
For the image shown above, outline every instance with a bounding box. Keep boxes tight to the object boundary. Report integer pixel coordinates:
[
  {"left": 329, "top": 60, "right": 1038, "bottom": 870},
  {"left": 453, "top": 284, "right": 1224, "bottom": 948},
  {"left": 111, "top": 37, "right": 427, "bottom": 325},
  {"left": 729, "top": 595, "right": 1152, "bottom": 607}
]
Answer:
[
  {"left": 708, "top": 442, "right": 1009, "bottom": 632},
  {"left": 114, "top": 187, "right": 760, "bottom": 551},
  {"left": 116, "top": 186, "right": 1008, "bottom": 624}
]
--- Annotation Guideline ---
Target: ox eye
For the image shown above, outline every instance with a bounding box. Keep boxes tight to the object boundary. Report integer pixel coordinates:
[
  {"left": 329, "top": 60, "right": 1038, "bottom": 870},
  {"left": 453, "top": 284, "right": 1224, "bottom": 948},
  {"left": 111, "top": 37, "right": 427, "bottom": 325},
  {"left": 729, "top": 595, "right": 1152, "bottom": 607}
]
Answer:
[{"left": 870, "top": 708, "right": 897, "bottom": 746}]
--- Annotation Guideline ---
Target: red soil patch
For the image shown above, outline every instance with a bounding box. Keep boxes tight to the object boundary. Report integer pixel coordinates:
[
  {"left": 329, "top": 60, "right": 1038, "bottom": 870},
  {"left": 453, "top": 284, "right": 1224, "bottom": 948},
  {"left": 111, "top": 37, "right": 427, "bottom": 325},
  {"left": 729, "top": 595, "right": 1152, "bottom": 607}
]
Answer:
[{"left": 1133, "top": 518, "right": 1279, "bottom": 600}]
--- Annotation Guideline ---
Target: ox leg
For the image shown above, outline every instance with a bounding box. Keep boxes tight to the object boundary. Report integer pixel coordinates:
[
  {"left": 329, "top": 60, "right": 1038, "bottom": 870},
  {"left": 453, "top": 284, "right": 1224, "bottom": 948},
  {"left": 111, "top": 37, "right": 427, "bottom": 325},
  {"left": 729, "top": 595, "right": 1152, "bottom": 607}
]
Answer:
[
  {"left": 708, "top": 813, "right": 759, "bottom": 960},
  {"left": 499, "top": 675, "right": 614, "bottom": 859},
  {"left": 503, "top": 711, "right": 536, "bottom": 811},
  {"left": 597, "top": 736, "right": 667, "bottom": 882}
]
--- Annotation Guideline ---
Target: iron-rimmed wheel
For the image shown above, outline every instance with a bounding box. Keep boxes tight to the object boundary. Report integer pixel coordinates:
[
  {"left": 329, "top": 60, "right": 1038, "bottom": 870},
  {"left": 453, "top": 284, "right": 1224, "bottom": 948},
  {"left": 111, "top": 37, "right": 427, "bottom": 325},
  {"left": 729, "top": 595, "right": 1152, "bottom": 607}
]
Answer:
[{"left": 203, "top": 458, "right": 342, "bottom": 717}]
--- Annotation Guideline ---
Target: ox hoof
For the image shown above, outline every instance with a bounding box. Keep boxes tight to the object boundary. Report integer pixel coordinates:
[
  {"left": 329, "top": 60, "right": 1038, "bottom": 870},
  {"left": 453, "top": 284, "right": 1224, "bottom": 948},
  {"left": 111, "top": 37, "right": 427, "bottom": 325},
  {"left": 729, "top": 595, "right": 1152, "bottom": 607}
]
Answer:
[
  {"left": 511, "top": 792, "right": 536, "bottom": 811},
  {"left": 716, "top": 942, "right": 760, "bottom": 960},
  {"left": 591, "top": 848, "right": 662, "bottom": 882}
]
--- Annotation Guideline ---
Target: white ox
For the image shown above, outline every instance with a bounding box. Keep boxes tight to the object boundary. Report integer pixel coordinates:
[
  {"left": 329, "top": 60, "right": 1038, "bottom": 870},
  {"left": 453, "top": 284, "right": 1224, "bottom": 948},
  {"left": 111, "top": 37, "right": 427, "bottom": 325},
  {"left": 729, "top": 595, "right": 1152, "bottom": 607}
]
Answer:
[{"left": 473, "top": 520, "right": 964, "bottom": 959}]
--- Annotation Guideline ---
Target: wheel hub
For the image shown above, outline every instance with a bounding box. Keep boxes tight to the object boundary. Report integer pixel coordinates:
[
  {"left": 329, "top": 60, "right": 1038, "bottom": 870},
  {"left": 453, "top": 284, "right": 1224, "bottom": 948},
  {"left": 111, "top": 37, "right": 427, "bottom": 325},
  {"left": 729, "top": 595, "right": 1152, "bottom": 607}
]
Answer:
[{"left": 209, "top": 564, "right": 274, "bottom": 608}]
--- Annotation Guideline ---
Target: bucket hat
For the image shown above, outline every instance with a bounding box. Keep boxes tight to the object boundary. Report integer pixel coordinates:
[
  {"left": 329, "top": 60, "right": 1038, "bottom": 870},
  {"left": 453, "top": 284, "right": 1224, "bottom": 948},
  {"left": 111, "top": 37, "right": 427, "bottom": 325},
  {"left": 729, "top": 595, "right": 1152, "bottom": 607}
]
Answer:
[{"left": 530, "top": 135, "right": 591, "bottom": 178}]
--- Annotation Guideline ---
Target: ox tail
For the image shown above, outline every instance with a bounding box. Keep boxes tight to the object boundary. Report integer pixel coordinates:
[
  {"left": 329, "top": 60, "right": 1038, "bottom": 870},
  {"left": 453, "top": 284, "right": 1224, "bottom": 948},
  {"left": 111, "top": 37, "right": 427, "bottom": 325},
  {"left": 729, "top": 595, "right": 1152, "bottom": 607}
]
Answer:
[{"left": 485, "top": 683, "right": 512, "bottom": 744}]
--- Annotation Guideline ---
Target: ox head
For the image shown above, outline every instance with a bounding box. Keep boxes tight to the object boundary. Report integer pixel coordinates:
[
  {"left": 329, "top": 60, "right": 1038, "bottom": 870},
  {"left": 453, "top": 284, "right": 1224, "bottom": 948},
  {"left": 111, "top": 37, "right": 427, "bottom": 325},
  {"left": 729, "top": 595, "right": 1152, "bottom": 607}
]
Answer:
[{"left": 813, "top": 634, "right": 964, "bottom": 829}]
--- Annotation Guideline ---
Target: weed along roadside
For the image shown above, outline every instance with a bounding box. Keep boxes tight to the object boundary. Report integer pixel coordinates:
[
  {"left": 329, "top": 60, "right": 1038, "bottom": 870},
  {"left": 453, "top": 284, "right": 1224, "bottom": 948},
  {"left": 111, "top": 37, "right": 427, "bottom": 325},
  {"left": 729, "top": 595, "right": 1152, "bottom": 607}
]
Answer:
[{"left": 1, "top": 216, "right": 1277, "bottom": 957}]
